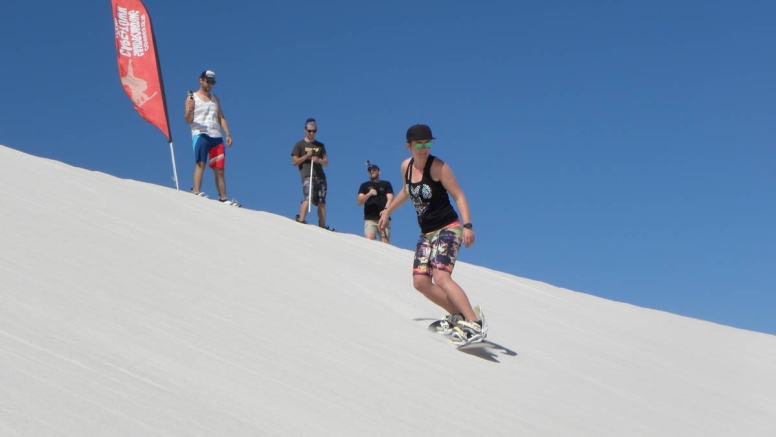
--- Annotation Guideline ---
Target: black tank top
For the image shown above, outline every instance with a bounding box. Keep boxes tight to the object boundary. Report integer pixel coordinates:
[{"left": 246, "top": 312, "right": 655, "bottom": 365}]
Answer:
[{"left": 405, "top": 156, "right": 459, "bottom": 233}]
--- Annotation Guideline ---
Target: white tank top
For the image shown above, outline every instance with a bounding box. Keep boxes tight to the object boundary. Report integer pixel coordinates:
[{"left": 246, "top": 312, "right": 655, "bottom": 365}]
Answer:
[{"left": 190, "top": 93, "right": 223, "bottom": 138}]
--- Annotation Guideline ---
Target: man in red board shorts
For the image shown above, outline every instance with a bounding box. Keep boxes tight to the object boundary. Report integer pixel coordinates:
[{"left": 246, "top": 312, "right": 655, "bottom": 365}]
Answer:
[{"left": 184, "top": 70, "right": 239, "bottom": 207}]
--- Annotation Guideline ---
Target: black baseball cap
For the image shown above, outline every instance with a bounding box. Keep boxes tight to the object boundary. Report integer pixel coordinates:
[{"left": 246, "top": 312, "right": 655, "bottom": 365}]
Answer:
[
  {"left": 406, "top": 124, "right": 436, "bottom": 142},
  {"left": 367, "top": 164, "right": 380, "bottom": 171},
  {"left": 200, "top": 70, "right": 216, "bottom": 83}
]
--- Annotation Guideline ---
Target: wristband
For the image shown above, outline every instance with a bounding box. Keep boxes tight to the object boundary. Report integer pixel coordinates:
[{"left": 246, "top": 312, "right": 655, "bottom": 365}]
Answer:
[{"left": 463, "top": 223, "right": 473, "bottom": 229}]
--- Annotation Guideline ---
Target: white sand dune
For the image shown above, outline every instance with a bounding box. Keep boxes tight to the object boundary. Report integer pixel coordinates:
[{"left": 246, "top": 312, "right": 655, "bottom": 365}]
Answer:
[{"left": 1, "top": 144, "right": 774, "bottom": 436}]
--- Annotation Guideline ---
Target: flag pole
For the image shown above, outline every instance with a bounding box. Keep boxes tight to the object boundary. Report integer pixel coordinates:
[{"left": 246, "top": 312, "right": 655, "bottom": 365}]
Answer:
[
  {"left": 307, "top": 157, "right": 314, "bottom": 213},
  {"left": 150, "top": 14, "right": 176, "bottom": 190},
  {"left": 169, "top": 141, "right": 179, "bottom": 190}
]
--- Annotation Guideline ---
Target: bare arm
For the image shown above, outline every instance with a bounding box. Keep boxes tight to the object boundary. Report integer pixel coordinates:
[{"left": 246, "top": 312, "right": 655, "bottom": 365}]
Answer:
[
  {"left": 184, "top": 93, "right": 194, "bottom": 124},
  {"left": 378, "top": 160, "right": 410, "bottom": 230},
  {"left": 356, "top": 191, "right": 372, "bottom": 205},
  {"left": 357, "top": 185, "right": 378, "bottom": 205},
  {"left": 382, "top": 188, "right": 408, "bottom": 216},
  {"left": 292, "top": 149, "right": 313, "bottom": 166},
  {"left": 314, "top": 152, "right": 328, "bottom": 167},
  {"left": 384, "top": 192, "right": 394, "bottom": 209},
  {"left": 213, "top": 95, "right": 232, "bottom": 146},
  {"left": 434, "top": 159, "right": 475, "bottom": 247}
]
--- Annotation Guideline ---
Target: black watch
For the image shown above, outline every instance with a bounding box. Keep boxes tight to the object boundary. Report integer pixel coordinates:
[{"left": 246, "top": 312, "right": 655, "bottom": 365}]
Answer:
[{"left": 463, "top": 223, "right": 473, "bottom": 229}]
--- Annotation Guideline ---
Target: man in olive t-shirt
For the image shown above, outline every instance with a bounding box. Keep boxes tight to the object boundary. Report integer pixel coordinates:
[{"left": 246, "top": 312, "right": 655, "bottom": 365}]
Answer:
[{"left": 291, "top": 117, "right": 329, "bottom": 227}]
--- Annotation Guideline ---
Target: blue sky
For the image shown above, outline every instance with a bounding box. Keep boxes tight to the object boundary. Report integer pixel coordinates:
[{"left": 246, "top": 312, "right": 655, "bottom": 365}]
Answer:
[{"left": 2, "top": 1, "right": 774, "bottom": 334}]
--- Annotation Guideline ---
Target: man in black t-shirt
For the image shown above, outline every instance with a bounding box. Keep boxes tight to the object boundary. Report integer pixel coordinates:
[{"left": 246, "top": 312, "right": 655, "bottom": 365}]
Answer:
[
  {"left": 356, "top": 163, "right": 394, "bottom": 243},
  {"left": 291, "top": 118, "right": 329, "bottom": 227}
]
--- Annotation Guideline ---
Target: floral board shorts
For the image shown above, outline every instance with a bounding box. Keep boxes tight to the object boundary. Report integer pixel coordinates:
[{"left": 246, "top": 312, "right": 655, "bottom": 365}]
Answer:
[{"left": 412, "top": 221, "right": 462, "bottom": 276}]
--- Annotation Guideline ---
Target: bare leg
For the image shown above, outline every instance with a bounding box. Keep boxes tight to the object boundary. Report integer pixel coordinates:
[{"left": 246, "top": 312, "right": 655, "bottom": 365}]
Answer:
[
  {"left": 193, "top": 162, "right": 206, "bottom": 192},
  {"left": 214, "top": 168, "right": 227, "bottom": 199},
  {"left": 298, "top": 201, "right": 309, "bottom": 222},
  {"left": 412, "top": 274, "right": 460, "bottom": 315},
  {"left": 317, "top": 203, "right": 326, "bottom": 227},
  {"left": 413, "top": 271, "right": 477, "bottom": 321}
]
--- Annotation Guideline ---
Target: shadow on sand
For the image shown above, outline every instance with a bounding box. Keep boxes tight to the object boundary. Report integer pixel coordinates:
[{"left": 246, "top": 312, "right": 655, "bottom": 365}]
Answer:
[{"left": 458, "top": 340, "right": 518, "bottom": 363}]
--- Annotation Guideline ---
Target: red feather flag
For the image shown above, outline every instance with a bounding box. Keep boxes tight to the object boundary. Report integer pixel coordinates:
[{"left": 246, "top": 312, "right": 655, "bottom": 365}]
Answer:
[
  {"left": 111, "top": 0, "right": 179, "bottom": 188},
  {"left": 111, "top": 0, "right": 171, "bottom": 141}
]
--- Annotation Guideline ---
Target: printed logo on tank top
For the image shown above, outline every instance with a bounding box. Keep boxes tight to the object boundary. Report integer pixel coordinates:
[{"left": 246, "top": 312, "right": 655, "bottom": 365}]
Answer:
[{"left": 409, "top": 183, "right": 433, "bottom": 220}]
